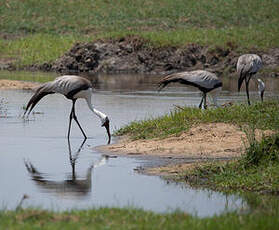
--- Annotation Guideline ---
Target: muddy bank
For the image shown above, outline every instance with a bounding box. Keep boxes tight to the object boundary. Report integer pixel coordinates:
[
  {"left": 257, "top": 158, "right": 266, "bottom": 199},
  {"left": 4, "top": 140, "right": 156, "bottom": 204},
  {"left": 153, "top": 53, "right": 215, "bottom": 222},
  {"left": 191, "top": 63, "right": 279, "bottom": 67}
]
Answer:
[
  {"left": 5, "top": 36, "right": 279, "bottom": 77},
  {"left": 98, "top": 123, "right": 273, "bottom": 176}
]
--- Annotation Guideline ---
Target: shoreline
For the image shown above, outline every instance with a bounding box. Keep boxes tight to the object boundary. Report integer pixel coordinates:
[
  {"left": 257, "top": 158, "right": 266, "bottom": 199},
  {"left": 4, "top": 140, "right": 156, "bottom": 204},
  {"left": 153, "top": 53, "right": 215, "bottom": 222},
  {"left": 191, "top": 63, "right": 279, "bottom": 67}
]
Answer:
[
  {"left": 1, "top": 80, "right": 276, "bottom": 180},
  {"left": 0, "top": 79, "right": 40, "bottom": 90},
  {"left": 97, "top": 123, "right": 273, "bottom": 177}
]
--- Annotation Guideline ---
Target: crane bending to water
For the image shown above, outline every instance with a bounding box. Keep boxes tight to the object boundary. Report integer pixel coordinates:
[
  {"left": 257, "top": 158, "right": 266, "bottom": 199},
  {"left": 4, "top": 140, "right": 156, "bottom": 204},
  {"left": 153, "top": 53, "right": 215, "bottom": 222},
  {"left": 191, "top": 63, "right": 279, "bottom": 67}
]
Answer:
[
  {"left": 158, "top": 70, "right": 222, "bottom": 109},
  {"left": 24, "top": 75, "right": 111, "bottom": 144},
  {"left": 237, "top": 54, "right": 265, "bottom": 105}
]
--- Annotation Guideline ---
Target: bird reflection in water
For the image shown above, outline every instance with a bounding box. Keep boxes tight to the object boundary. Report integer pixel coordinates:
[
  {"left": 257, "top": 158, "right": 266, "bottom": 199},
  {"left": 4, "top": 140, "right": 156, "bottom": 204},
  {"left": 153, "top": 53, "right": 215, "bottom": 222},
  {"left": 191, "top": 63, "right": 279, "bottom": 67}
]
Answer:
[{"left": 24, "top": 139, "right": 108, "bottom": 198}]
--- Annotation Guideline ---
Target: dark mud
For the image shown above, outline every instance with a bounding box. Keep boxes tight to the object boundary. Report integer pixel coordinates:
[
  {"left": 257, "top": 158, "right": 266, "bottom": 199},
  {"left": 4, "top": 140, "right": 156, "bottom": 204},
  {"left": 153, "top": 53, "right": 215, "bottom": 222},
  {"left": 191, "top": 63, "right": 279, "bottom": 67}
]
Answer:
[{"left": 3, "top": 36, "right": 279, "bottom": 77}]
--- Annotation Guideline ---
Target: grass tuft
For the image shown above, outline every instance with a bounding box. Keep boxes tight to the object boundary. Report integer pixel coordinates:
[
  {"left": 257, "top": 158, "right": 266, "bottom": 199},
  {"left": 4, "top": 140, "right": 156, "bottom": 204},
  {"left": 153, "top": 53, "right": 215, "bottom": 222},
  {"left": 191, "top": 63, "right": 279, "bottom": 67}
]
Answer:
[
  {"left": 1, "top": 206, "right": 279, "bottom": 229},
  {"left": 182, "top": 131, "right": 279, "bottom": 193},
  {"left": 115, "top": 101, "right": 279, "bottom": 140},
  {"left": 243, "top": 131, "right": 279, "bottom": 167}
]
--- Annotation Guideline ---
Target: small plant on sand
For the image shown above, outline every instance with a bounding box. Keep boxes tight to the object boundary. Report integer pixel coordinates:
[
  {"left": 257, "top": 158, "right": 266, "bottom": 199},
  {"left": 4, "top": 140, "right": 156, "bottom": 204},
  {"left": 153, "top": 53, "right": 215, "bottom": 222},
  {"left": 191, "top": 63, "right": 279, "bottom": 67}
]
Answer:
[{"left": 242, "top": 130, "right": 279, "bottom": 167}]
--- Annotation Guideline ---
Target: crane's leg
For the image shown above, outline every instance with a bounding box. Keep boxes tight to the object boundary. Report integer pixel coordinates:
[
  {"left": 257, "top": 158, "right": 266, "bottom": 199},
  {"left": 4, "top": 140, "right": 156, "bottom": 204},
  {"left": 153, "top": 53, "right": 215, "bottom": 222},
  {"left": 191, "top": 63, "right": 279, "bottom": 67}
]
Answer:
[
  {"left": 68, "top": 100, "right": 87, "bottom": 139},
  {"left": 245, "top": 77, "right": 251, "bottom": 105},
  {"left": 203, "top": 93, "right": 207, "bottom": 109},
  {"left": 72, "top": 100, "right": 87, "bottom": 139},
  {"left": 199, "top": 96, "right": 204, "bottom": 109},
  {"left": 67, "top": 104, "right": 74, "bottom": 139}
]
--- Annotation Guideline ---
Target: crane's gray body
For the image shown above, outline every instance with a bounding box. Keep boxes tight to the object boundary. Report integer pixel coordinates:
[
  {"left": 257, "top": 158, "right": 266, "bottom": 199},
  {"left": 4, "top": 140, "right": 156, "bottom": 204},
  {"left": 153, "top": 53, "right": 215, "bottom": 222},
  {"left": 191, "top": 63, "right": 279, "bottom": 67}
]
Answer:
[
  {"left": 158, "top": 70, "right": 222, "bottom": 109},
  {"left": 237, "top": 54, "right": 262, "bottom": 76},
  {"left": 159, "top": 70, "right": 222, "bottom": 93}
]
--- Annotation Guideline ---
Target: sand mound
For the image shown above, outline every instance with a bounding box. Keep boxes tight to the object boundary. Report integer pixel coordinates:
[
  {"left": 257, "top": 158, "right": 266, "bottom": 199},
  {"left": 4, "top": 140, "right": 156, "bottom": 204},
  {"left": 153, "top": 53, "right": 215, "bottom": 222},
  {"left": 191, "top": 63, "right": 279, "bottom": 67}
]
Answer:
[{"left": 100, "top": 123, "right": 273, "bottom": 159}]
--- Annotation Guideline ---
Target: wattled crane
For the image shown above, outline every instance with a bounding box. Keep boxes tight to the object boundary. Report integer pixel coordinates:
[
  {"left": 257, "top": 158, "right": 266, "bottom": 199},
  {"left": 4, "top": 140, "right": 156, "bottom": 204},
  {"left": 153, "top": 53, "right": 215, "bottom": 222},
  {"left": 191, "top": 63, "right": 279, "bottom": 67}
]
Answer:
[
  {"left": 237, "top": 54, "right": 265, "bottom": 105},
  {"left": 158, "top": 70, "right": 222, "bottom": 109},
  {"left": 24, "top": 75, "right": 111, "bottom": 144}
]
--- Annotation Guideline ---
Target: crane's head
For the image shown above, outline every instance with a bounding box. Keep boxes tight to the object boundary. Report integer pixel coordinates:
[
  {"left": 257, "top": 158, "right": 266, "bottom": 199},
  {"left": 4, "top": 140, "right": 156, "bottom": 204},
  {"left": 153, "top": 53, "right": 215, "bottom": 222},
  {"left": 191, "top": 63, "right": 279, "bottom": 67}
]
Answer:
[
  {"left": 101, "top": 117, "right": 111, "bottom": 144},
  {"left": 256, "top": 78, "right": 265, "bottom": 102},
  {"left": 208, "top": 86, "right": 222, "bottom": 107}
]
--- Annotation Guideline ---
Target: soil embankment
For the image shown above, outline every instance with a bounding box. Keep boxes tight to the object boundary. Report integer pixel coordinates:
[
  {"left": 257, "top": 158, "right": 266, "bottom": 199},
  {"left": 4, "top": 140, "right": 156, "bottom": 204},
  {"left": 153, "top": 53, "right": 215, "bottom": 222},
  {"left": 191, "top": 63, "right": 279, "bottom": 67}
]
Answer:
[{"left": 20, "top": 36, "right": 279, "bottom": 77}]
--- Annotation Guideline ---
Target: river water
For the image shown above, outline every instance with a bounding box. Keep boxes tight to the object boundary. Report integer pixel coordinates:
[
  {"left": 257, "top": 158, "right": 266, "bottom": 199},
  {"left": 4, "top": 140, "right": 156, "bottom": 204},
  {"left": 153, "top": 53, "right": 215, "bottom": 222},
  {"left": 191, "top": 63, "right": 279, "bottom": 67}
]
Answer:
[{"left": 0, "top": 71, "right": 278, "bottom": 217}]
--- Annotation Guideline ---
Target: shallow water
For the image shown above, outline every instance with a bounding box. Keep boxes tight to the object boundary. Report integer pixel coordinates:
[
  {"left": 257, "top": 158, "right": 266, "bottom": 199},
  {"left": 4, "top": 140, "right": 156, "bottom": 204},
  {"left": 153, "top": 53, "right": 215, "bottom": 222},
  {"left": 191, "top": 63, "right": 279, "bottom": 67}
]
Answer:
[{"left": 0, "top": 72, "right": 278, "bottom": 217}]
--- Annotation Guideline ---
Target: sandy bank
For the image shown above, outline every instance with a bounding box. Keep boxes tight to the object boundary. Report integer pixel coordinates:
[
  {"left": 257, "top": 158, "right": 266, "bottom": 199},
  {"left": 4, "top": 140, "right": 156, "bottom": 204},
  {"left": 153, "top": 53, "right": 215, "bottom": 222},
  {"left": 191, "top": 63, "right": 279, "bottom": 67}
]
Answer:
[
  {"left": 0, "top": 79, "right": 40, "bottom": 90},
  {"left": 98, "top": 123, "right": 273, "bottom": 176}
]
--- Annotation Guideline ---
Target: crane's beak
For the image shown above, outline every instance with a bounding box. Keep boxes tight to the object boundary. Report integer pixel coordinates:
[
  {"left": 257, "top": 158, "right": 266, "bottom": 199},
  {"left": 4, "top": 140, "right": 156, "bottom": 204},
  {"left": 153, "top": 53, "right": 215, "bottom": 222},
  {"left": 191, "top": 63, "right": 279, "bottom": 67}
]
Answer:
[
  {"left": 260, "top": 90, "right": 264, "bottom": 102},
  {"left": 102, "top": 117, "right": 111, "bottom": 144}
]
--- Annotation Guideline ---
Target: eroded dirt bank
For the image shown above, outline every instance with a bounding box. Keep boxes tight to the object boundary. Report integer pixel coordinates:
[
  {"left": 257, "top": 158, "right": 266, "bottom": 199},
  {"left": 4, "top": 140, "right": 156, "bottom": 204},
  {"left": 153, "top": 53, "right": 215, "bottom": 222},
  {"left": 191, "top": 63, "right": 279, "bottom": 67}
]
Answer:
[
  {"left": 98, "top": 123, "right": 273, "bottom": 176},
  {"left": 5, "top": 36, "right": 278, "bottom": 77}
]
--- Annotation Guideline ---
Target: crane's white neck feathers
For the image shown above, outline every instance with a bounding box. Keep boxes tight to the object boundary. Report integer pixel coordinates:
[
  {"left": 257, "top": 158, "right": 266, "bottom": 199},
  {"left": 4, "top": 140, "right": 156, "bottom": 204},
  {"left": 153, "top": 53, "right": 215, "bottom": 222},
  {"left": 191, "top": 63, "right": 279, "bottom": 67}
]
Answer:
[{"left": 74, "top": 88, "right": 108, "bottom": 125}]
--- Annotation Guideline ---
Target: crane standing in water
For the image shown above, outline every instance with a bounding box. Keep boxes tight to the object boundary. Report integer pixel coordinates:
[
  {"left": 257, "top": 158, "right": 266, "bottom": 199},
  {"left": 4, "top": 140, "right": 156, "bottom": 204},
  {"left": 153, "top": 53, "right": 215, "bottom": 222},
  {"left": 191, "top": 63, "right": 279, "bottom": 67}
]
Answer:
[
  {"left": 237, "top": 54, "right": 265, "bottom": 105},
  {"left": 24, "top": 75, "right": 111, "bottom": 144},
  {"left": 158, "top": 70, "right": 222, "bottom": 109}
]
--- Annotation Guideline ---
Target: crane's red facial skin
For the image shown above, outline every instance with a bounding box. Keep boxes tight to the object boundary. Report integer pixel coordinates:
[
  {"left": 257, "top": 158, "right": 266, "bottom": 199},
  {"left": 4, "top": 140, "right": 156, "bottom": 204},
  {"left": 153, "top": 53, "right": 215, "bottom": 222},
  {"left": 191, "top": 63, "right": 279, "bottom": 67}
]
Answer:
[{"left": 102, "top": 117, "right": 111, "bottom": 144}]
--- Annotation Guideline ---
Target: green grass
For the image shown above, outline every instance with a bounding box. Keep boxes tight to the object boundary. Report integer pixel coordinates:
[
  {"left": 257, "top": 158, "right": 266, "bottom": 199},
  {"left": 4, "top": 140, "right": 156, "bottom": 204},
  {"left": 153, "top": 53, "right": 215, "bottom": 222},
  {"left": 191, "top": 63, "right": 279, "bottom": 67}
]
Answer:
[
  {"left": 176, "top": 131, "right": 279, "bottom": 193},
  {"left": 115, "top": 101, "right": 279, "bottom": 140},
  {"left": 0, "top": 34, "right": 90, "bottom": 67},
  {"left": 117, "top": 100, "right": 279, "bottom": 193},
  {"left": 1, "top": 0, "right": 278, "bottom": 35},
  {"left": 0, "top": 70, "right": 57, "bottom": 83},
  {"left": 1, "top": 206, "right": 279, "bottom": 230},
  {"left": 0, "top": 0, "right": 279, "bottom": 67}
]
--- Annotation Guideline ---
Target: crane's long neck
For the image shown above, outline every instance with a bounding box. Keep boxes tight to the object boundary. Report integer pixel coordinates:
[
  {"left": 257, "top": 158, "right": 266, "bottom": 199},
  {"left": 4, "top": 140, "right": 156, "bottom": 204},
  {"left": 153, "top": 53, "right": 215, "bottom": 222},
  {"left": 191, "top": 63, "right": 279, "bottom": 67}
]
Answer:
[{"left": 85, "top": 95, "right": 107, "bottom": 125}]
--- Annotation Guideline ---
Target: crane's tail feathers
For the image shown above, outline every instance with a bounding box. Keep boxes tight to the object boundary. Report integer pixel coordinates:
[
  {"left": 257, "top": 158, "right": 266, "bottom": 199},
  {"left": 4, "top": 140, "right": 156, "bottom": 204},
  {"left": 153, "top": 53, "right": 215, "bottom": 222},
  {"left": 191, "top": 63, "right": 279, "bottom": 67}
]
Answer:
[{"left": 24, "top": 86, "right": 54, "bottom": 116}]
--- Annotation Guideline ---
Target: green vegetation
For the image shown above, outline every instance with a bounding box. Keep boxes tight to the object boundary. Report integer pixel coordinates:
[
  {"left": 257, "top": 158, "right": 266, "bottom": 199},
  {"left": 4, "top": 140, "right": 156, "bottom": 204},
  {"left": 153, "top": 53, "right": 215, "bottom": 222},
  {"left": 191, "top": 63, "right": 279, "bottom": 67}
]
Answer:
[
  {"left": 124, "top": 100, "right": 279, "bottom": 194},
  {"left": 180, "top": 132, "right": 279, "bottom": 193},
  {"left": 1, "top": 0, "right": 278, "bottom": 36},
  {"left": 0, "top": 34, "right": 89, "bottom": 67},
  {"left": 0, "top": 70, "right": 57, "bottom": 83},
  {"left": 116, "top": 100, "right": 279, "bottom": 194},
  {"left": 116, "top": 101, "right": 279, "bottom": 140},
  {"left": 179, "top": 131, "right": 279, "bottom": 194},
  {"left": 1, "top": 0, "right": 279, "bottom": 67},
  {"left": 0, "top": 205, "right": 279, "bottom": 230}
]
